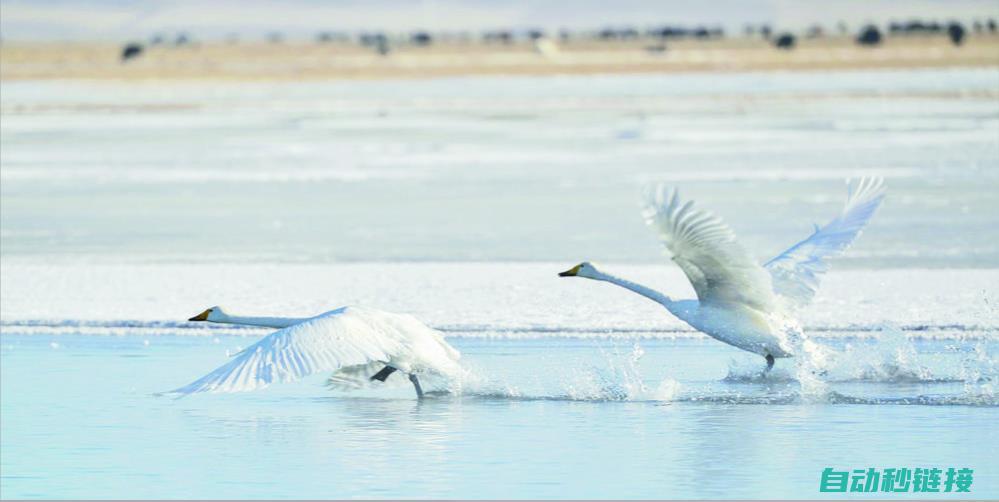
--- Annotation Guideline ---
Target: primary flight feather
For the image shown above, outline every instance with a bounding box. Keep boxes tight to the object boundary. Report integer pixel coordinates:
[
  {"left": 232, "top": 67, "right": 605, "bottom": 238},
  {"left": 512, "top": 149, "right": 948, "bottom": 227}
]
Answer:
[
  {"left": 561, "top": 177, "right": 885, "bottom": 368},
  {"left": 169, "top": 306, "right": 461, "bottom": 398}
]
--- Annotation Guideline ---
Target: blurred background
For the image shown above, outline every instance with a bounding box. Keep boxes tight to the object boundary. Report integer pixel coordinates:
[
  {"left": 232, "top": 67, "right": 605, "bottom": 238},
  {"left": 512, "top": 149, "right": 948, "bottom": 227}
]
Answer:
[
  {"left": 2, "top": 0, "right": 998, "bottom": 77},
  {"left": 1, "top": 0, "right": 997, "bottom": 267}
]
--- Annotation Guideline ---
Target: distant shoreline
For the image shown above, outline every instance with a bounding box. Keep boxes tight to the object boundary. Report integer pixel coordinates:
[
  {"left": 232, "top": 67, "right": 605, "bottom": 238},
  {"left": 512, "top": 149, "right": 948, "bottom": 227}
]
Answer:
[{"left": 2, "top": 35, "right": 998, "bottom": 81}]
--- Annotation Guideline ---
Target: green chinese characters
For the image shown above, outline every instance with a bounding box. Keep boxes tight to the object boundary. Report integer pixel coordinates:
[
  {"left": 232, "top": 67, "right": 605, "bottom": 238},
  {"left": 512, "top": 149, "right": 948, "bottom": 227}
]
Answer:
[{"left": 820, "top": 467, "right": 972, "bottom": 493}]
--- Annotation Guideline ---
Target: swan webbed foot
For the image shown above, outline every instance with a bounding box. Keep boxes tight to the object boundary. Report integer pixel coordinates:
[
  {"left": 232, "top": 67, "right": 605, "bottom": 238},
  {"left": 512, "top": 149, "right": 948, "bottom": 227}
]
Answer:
[
  {"left": 370, "top": 365, "right": 398, "bottom": 382},
  {"left": 409, "top": 373, "right": 424, "bottom": 399},
  {"left": 765, "top": 354, "right": 775, "bottom": 372}
]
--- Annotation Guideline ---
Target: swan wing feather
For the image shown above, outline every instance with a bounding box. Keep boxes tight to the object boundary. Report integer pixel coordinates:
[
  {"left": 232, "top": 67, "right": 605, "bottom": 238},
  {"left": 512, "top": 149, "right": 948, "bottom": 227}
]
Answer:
[
  {"left": 643, "top": 185, "right": 776, "bottom": 311},
  {"left": 764, "top": 177, "right": 885, "bottom": 309},
  {"left": 169, "top": 307, "right": 457, "bottom": 395}
]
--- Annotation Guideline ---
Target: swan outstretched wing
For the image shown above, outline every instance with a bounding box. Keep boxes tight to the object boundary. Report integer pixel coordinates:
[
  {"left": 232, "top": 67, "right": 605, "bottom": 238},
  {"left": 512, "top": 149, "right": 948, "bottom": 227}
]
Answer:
[
  {"left": 168, "top": 307, "right": 457, "bottom": 395},
  {"left": 765, "top": 177, "right": 885, "bottom": 309},
  {"left": 644, "top": 186, "right": 776, "bottom": 311}
]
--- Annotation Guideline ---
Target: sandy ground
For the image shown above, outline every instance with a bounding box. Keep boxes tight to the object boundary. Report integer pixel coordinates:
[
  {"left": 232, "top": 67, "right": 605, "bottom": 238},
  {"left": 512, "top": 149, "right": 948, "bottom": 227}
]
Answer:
[{"left": 2, "top": 35, "right": 998, "bottom": 81}]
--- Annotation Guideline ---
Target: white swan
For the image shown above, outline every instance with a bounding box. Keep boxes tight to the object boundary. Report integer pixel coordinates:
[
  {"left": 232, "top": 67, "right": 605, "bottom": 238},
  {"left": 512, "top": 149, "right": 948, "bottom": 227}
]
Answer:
[
  {"left": 559, "top": 177, "right": 885, "bottom": 369},
  {"left": 170, "top": 306, "right": 461, "bottom": 398}
]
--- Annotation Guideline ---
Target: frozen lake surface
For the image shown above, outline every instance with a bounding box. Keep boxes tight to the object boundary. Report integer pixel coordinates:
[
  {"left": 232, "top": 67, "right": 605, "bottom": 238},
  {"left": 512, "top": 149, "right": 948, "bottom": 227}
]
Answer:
[
  {"left": 1, "top": 68, "right": 998, "bottom": 498},
  {"left": 2, "top": 68, "right": 998, "bottom": 265}
]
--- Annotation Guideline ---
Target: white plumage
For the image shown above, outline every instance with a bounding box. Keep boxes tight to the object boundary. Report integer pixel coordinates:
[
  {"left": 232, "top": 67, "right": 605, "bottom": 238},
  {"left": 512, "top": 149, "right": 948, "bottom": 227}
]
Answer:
[
  {"left": 170, "top": 306, "right": 461, "bottom": 397},
  {"left": 561, "top": 177, "right": 886, "bottom": 367},
  {"left": 764, "top": 177, "right": 886, "bottom": 309},
  {"left": 643, "top": 185, "right": 778, "bottom": 312}
]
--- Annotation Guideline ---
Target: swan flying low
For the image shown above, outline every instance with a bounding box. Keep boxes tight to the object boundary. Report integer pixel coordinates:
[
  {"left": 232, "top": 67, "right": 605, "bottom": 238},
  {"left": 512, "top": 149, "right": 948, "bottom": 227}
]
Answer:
[
  {"left": 171, "top": 306, "right": 462, "bottom": 398},
  {"left": 560, "top": 177, "right": 886, "bottom": 369}
]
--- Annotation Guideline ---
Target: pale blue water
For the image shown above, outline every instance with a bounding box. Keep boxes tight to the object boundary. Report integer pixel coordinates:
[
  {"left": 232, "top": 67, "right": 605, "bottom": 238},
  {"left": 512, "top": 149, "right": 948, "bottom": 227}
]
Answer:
[
  {"left": 1, "top": 68, "right": 998, "bottom": 499},
  {"left": 2, "top": 334, "right": 996, "bottom": 499}
]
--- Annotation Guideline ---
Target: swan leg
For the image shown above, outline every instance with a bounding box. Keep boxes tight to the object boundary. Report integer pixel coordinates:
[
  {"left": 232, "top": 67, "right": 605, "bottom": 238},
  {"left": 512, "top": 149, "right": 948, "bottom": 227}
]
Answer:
[
  {"left": 370, "top": 365, "right": 397, "bottom": 382},
  {"left": 765, "top": 354, "right": 775, "bottom": 372},
  {"left": 409, "top": 373, "right": 424, "bottom": 399}
]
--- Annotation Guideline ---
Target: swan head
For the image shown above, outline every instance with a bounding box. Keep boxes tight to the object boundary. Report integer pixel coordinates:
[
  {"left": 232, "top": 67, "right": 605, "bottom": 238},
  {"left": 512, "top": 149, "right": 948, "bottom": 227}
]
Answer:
[
  {"left": 188, "top": 306, "right": 227, "bottom": 322},
  {"left": 558, "top": 261, "right": 602, "bottom": 279}
]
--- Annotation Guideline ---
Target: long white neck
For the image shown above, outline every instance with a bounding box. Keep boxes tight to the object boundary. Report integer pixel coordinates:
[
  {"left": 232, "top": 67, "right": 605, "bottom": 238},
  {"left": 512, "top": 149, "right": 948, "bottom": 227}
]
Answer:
[
  {"left": 593, "top": 270, "right": 676, "bottom": 310},
  {"left": 211, "top": 313, "right": 306, "bottom": 329}
]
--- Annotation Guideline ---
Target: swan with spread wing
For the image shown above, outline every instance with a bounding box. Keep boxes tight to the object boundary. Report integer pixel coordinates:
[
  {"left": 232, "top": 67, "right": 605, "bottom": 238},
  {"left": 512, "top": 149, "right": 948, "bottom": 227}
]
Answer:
[
  {"left": 170, "top": 306, "right": 461, "bottom": 398},
  {"left": 559, "top": 177, "right": 885, "bottom": 369}
]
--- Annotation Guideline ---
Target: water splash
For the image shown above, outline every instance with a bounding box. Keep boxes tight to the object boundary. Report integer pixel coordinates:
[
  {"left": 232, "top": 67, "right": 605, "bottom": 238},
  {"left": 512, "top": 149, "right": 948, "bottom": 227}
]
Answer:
[
  {"left": 452, "top": 342, "right": 681, "bottom": 402},
  {"left": 960, "top": 342, "right": 997, "bottom": 399},
  {"left": 374, "top": 327, "right": 999, "bottom": 406},
  {"left": 828, "top": 326, "right": 940, "bottom": 382},
  {"left": 719, "top": 323, "right": 998, "bottom": 406}
]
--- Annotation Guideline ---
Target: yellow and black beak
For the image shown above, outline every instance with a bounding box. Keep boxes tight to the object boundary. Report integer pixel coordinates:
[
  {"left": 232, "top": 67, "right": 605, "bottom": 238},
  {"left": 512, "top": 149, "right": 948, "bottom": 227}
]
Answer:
[
  {"left": 188, "top": 309, "right": 211, "bottom": 322},
  {"left": 558, "top": 264, "right": 581, "bottom": 277}
]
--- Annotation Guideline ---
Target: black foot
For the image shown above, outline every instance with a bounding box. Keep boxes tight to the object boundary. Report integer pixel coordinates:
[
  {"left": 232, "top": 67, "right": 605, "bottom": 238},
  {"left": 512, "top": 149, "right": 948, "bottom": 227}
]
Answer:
[
  {"left": 409, "top": 373, "right": 424, "bottom": 399},
  {"left": 370, "top": 365, "right": 397, "bottom": 382},
  {"left": 765, "top": 354, "right": 775, "bottom": 372}
]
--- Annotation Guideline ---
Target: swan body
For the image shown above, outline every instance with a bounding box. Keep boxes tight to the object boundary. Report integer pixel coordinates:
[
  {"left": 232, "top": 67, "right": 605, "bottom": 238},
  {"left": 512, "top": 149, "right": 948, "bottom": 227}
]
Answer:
[
  {"left": 561, "top": 177, "right": 885, "bottom": 366},
  {"left": 679, "top": 301, "right": 796, "bottom": 358},
  {"left": 171, "top": 306, "right": 461, "bottom": 398}
]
